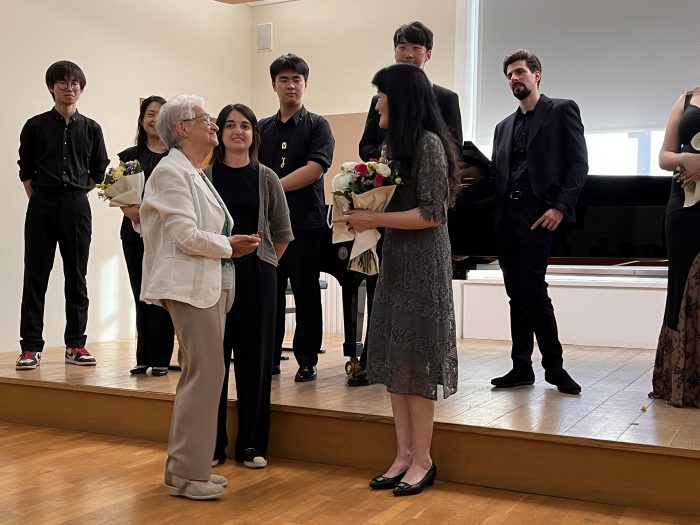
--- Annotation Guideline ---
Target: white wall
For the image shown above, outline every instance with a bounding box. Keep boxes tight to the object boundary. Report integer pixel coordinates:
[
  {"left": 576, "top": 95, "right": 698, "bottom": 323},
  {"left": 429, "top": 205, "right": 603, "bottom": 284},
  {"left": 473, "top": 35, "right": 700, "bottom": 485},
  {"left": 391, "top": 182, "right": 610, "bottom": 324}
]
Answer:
[
  {"left": 0, "top": 0, "right": 251, "bottom": 351},
  {"left": 249, "top": 0, "right": 458, "bottom": 117},
  {"left": 462, "top": 275, "right": 666, "bottom": 349}
]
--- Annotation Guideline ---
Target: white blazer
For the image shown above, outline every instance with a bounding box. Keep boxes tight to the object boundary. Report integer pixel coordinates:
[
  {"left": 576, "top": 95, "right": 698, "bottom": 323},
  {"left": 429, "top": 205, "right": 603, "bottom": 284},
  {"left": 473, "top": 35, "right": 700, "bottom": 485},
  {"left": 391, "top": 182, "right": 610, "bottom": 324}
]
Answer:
[{"left": 140, "top": 148, "right": 234, "bottom": 310}]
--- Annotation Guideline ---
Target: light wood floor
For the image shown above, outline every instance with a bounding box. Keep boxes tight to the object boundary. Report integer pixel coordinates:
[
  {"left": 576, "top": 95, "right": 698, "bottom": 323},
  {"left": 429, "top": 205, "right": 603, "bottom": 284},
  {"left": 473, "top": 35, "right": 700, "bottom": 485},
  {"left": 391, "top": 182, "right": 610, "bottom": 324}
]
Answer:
[
  {"left": 2, "top": 335, "right": 699, "bottom": 452},
  {"left": 0, "top": 421, "right": 695, "bottom": 525}
]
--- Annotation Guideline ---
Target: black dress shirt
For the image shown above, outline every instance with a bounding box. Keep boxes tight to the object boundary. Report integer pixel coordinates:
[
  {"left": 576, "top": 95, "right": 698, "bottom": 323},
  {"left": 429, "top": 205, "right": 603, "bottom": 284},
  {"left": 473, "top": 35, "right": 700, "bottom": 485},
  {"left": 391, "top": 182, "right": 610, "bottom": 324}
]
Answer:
[
  {"left": 259, "top": 106, "right": 334, "bottom": 232},
  {"left": 508, "top": 102, "right": 540, "bottom": 190},
  {"left": 18, "top": 108, "right": 109, "bottom": 191}
]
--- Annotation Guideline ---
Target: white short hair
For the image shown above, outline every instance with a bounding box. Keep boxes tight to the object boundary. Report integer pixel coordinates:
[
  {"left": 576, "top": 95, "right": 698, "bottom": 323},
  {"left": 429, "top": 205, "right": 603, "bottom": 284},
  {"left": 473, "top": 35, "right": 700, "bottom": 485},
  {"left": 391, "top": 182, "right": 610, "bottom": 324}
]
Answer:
[{"left": 156, "top": 94, "right": 205, "bottom": 149}]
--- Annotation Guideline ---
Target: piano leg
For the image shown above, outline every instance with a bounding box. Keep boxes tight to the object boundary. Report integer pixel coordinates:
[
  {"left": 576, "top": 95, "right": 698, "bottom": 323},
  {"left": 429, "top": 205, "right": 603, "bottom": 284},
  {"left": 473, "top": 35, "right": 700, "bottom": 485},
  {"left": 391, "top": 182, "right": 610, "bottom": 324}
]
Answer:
[{"left": 340, "top": 277, "right": 366, "bottom": 374}]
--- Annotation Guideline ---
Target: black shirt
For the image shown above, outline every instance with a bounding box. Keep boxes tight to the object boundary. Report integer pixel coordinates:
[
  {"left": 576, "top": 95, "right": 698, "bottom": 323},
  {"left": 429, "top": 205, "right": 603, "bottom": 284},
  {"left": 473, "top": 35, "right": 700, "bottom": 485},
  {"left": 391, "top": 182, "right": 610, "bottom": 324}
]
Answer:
[
  {"left": 212, "top": 162, "right": 260, "bottom": 237},
  {"left": 118, "top": 145, "right": 168, "bottom": 241},
  {"left": 508, "top": 102, "right": 540, "bottom": 190},
  {"left": 18, "top": 108, "right": 109, "bottom": 191},
  {"left": 259, "top": 106, "right": 334, "bottom": 232}
]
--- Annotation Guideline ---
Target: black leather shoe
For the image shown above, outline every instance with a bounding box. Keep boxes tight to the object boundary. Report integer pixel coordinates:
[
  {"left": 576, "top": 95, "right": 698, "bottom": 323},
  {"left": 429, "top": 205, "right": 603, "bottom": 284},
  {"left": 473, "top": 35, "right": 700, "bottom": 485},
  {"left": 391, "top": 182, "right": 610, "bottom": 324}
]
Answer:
[
  {"left": 491, "top": 368, "right": 535, "bottom": 388},
  {"left": 347, "top": 370, "right": 369, "bottom": 387},
  {"left": 369, "top": 470, "right": 407, "bottom": 490},
  {"left": 271, "top": 365, "right": 281, "bottom": 376},
  {"left": 151, "top": 367, "right": 168, "bottom": 377},
  {"left": 545, "top": 369, "right": 581, "bottom": 395},
  {"left": 294, "top": 365, "right": 317, "bottom": 382},
  {"left": 393, "top": 463, "right": 437, "bottom": 497},
  {"left": 130, "top": 365, "right": 148, "bottom": 375}
]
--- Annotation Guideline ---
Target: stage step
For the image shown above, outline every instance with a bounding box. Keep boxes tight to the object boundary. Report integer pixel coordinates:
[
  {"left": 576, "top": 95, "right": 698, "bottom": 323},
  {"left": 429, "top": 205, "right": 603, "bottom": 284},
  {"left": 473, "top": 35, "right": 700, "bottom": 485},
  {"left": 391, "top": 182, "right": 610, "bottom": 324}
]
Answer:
[{"left": 1, "top": 376, "right": 699, "bottom": 517}]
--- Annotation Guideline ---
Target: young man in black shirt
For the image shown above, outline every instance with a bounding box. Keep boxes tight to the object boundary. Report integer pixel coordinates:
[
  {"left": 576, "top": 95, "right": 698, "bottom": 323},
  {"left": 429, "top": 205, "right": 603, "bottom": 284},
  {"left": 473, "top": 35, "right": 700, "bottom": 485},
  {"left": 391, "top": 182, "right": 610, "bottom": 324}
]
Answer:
[
  {"left": 259, "top": 54, "right": 335, "bottom": 382},
  {"left": 16, "top": 60, "right": 109, "bottom": 370},
  {"left": 359, "top": 21, "right": 463, "bottom": 162},
  {"left": 349, "top": 21, "right": 463, "bottom": 387}
]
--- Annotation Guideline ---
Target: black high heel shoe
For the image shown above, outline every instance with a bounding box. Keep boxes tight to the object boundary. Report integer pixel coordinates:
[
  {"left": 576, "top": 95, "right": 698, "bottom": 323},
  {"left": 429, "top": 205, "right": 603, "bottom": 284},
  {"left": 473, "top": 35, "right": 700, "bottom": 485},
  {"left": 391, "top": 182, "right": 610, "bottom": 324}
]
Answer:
[
  {"left": 393, "top": 463, "right": 437, "bottom": 497},
  {"left": 369, "top": 470, "right": 408, "bottom": 490}
]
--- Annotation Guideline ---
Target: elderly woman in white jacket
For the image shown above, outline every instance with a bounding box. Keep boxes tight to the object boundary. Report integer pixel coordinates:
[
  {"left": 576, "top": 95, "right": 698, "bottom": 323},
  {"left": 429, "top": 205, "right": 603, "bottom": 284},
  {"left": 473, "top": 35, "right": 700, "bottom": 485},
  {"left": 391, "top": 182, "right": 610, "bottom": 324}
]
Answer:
[{"left": 140, "top": 94, "right": 260, "bottom": 500}]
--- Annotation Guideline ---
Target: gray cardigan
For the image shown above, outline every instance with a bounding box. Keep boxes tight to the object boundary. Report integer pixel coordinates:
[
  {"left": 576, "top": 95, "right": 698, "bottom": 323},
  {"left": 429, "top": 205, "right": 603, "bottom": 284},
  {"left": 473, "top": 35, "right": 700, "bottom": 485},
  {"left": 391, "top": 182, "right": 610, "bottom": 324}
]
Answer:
[{"left": 205, "top": 163, "right": 294, "bottom": 267}]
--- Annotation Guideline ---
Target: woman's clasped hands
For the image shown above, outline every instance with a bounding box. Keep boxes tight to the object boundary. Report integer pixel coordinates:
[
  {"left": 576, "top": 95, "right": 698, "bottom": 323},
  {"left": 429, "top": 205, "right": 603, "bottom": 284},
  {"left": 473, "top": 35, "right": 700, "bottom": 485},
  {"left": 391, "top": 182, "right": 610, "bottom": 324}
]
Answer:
[
  {"left": 678, "top": 152, "right": 700, "bottom": 186},
  {"left": 334, "top": 209, "right": 379, "bottom": 232},
  {"left": 229, "top": 233, "right": 261, "bottom": 258}
]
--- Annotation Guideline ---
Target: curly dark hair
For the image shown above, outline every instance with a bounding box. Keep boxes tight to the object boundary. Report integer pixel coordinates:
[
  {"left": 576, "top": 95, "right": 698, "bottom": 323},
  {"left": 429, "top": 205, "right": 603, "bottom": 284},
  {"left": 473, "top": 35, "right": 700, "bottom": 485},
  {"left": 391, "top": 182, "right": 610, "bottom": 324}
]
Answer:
[{"left": 502, "top": 49, "right": 542, "bottom": 86}]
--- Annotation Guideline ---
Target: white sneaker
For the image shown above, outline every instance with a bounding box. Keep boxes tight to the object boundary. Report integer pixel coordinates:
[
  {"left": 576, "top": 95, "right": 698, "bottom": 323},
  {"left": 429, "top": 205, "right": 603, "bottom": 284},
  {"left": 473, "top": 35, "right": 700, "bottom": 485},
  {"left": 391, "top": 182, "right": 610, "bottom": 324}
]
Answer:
[
  {"left": 16, "top": 351, "right": 41, "bottom": 370},
  {"left": 65, "top": 347, "right": 96, "bottom": 366},
  {"left": 210, "top": 474, "right": 228, "bottom": 487},
  {"left": 243, "top": 456, "right": 267, "bottom": 469},
  {"left": 164, "top": 472, "right": 225, "bottom": 500},
  {"left": 242, "top": 447, "right": 267, "bottom": 469}
]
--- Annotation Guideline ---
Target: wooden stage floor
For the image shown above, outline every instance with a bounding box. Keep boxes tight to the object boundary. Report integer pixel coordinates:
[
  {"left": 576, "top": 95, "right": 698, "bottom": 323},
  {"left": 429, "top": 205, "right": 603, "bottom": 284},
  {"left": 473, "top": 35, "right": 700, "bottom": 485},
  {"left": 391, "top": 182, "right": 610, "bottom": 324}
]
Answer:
[{"left": 1, "top": 334, "right": 699, "bottom": 453}]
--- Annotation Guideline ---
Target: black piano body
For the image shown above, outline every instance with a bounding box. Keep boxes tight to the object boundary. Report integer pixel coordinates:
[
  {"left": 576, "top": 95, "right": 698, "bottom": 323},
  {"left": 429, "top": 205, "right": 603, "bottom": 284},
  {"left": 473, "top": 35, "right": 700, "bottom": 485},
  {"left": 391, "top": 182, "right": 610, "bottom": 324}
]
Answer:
[{"left": 449, "top": 173, "right": 672, "bottom": 273}]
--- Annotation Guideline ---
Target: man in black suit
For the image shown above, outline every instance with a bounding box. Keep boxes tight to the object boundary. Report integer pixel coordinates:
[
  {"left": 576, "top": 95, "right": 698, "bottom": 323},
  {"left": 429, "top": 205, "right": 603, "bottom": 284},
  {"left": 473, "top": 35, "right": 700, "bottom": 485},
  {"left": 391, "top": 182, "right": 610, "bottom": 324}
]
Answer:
[
  {"left": 490, "top": 49, "right": 588, "bottom": 394},
  {"left": 348, "top": 21, "right": 463, "bottom": 387},
  {"left": 359, "top": 21, "right": 462, "bottom": 161}
]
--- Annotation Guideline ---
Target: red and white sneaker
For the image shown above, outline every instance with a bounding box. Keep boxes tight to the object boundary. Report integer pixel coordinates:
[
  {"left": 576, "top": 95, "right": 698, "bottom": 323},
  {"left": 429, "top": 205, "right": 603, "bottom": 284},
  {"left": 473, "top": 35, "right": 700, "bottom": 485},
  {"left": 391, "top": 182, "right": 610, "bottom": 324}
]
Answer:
[
  {"left": 16, "top": 350, "right": 41, "bottom": 370},
  {"left": 65, "top": 347, "right": 96, "bottom": 366}
]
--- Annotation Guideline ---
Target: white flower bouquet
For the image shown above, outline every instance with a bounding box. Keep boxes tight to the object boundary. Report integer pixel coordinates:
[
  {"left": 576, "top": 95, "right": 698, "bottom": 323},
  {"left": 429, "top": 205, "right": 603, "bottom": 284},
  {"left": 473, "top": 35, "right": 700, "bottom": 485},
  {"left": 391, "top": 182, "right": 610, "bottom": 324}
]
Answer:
[
  {"left": 674, "top": 132, "right": 700, "bottom": 207},
  {"left": 330, "top": 158, "right": 402, "bottom": 275},
  {"left": 96, "top": 159, "right": 145, "bottom": 206}
]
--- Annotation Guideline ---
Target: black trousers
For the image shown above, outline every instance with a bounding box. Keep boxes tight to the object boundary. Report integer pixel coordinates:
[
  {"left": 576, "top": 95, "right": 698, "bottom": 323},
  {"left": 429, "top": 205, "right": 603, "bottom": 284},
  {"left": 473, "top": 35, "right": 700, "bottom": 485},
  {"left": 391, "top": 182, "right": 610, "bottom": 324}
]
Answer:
[
  {"left": 496, "top": 195, "right": 564, "bottom": 372},
  {"left": 215, "top": 256, "right": 276, "bottom": 462},
  {"left": 122, "top": 239, "right": 175, "bottom": 367},
  {"left": 20, "top": 190, "right": 91, "bottom": 351},
  {"left": 274, "top": 228, "right": 323, "bottom": 368}
]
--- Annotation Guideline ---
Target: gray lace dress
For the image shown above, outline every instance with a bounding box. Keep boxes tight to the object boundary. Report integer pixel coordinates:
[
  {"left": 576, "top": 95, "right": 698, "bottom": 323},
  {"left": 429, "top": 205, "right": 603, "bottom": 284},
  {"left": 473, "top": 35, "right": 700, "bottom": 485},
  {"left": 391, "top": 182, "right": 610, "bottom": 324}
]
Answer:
[{"left": 366, "top": 132, "right": 458, "bottom": 400}]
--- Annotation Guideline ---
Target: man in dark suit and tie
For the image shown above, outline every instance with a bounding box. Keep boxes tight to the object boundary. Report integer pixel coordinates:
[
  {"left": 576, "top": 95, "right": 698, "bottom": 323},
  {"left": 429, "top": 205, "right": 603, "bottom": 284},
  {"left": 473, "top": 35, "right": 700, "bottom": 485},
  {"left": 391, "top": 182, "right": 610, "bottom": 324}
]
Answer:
[
  {"left": 490, "top": 49, "right": 588, "bottom": 394},
  {"left": 348, "top": 21, "right": 463, "bottom": 387}
]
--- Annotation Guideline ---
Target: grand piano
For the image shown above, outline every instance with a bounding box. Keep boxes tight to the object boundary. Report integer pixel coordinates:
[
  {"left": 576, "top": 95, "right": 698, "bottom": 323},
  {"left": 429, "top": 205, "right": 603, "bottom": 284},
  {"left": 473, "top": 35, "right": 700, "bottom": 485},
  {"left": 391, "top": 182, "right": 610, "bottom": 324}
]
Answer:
[
  {"left": 322, "top": 143, "right": 672, "bottom": 373},
  {"left": 449, "top": 144, "right": 671, "bottom": 273}
]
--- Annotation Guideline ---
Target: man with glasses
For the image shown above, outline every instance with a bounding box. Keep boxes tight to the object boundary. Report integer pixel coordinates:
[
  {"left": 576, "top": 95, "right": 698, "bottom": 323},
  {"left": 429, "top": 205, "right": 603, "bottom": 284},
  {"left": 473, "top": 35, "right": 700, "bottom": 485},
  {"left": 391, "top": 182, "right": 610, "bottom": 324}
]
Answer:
[
  {"left": 359, "top": 21, "right": 462, "bottom": 162},
  {"left": 16, "top": 60, "right": 109, "bottom": 370},
  {"left": 259, "top": 54, "right": 335, "bottom": 383},
  {"left": 349, "top": 21, "right": 463, "bottom": 387}
]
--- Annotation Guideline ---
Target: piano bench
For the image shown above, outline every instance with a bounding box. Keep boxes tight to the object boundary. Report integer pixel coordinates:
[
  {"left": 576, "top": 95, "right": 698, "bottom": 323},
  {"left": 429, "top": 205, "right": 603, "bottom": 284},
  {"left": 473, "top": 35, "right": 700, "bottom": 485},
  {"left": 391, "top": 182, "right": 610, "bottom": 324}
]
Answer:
[{"left": 284, "top": 279, "right": 328, "bottom": 315}]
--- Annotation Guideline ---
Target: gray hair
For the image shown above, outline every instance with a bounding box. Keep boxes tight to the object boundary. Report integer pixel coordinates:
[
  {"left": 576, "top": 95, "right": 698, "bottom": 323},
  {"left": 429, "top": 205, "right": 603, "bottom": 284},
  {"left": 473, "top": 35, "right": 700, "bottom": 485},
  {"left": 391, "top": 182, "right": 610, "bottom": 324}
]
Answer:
[{"left": 155, "top": 94, "right": 205, "bottom": 149}]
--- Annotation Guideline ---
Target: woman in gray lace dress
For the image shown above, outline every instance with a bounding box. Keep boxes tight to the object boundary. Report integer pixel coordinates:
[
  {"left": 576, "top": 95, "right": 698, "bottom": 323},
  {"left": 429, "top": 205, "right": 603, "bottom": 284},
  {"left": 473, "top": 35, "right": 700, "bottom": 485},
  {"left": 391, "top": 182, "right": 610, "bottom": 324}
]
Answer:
[{"left": 343, "top": 63, "right": 462, "bottom": 497}]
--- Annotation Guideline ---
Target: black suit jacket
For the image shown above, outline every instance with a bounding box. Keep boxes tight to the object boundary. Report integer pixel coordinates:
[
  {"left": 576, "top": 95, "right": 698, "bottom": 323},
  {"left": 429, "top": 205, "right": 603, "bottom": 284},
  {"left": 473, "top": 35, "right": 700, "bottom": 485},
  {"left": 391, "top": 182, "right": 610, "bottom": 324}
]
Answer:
[
  {"left": 492, "top": 94, "right": 588, "bottom": 226},
  {"left": 358, "top": 83, "right": 463, "bottom": 161}
]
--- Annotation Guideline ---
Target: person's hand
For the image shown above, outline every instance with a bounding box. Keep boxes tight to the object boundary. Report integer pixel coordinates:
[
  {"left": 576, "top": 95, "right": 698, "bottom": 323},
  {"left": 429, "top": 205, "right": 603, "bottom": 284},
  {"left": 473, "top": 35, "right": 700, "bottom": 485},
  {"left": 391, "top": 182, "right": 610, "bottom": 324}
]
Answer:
[
  {"left": 122, "top": 204, "right": 140, "bottom": 224},
  {"left": 229, "top": 233, "right": 261, "bottom": 258},
  {"left": 678, "top": 153, "right": 700, "bottom": 186},
  {"left": 531, "top": 208, "right": 564, "bottom": 231},
  {"left": 341, "top": 209, "right": 379, "bottom": 232}
]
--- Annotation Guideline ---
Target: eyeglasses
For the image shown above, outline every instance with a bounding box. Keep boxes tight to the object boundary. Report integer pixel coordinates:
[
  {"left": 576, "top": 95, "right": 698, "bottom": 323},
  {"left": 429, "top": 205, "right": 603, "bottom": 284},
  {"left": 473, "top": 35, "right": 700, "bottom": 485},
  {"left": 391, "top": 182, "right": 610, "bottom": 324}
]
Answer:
[
  {"left": 56, "top": 80, "right": 81, "bottom": 91},
  {"left": 182, "top": 113, "right": 213, "bottom": 126}
]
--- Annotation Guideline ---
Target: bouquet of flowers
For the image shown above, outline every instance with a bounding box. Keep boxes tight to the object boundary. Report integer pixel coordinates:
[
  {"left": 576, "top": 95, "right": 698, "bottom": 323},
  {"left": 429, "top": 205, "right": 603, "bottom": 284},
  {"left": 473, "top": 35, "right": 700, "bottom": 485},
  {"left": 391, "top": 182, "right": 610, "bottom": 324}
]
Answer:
[
  {"left": 673, "top": 132, "right": 700, "bottom": 207},
  {"left": 96, "top": 159, "right": 144, "bottom": 204},
  {"left": 330, "top": 158, "right": 402, "bottom": 275}
]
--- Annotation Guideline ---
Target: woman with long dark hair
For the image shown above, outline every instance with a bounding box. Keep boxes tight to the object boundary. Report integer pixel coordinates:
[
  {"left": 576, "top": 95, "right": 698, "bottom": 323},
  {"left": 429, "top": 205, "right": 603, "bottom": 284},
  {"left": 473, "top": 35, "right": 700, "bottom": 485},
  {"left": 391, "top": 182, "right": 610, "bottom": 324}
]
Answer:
[
  {"left": 207, "top": 103, "right": 293, "bottom": 468},
  {"left": 343, "top": 63, "right": 462, "bottom": 496},
  {"left": 118, "top": 95, "right": 176, "bottom": 376}
]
